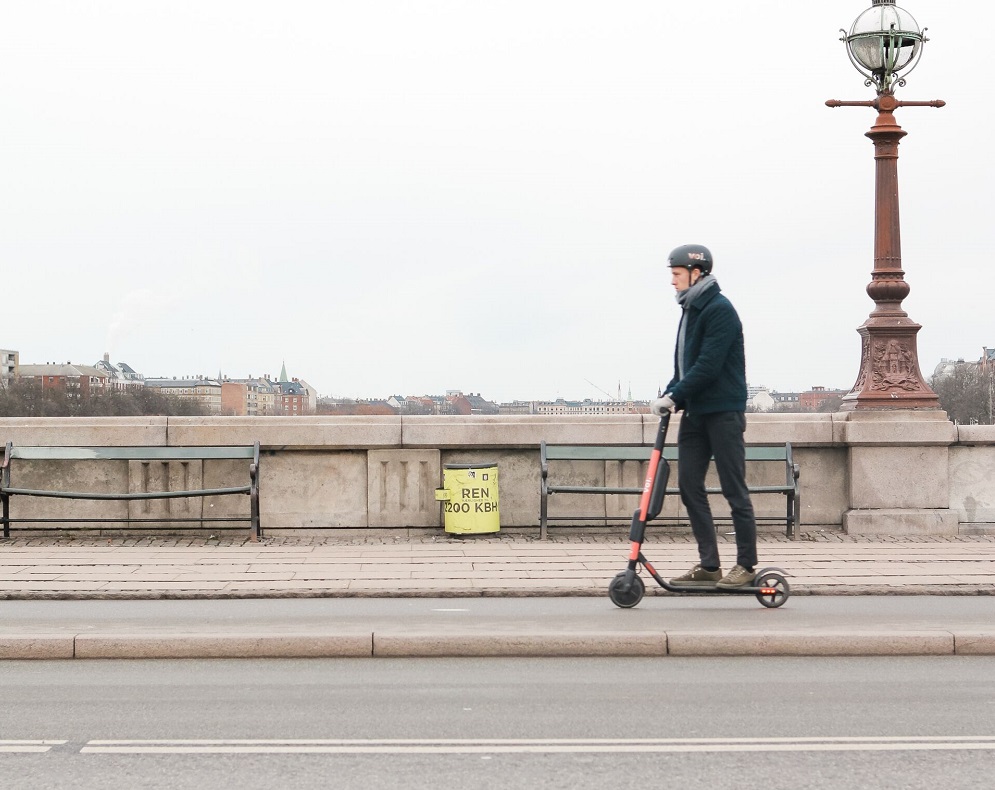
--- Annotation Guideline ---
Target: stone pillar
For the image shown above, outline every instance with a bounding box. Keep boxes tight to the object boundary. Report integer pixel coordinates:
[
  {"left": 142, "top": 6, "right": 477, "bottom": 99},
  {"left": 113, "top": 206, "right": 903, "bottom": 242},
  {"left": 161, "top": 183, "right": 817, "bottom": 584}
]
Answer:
[{"left": 841, "top": 410, "right": 958, "bottom": 534}]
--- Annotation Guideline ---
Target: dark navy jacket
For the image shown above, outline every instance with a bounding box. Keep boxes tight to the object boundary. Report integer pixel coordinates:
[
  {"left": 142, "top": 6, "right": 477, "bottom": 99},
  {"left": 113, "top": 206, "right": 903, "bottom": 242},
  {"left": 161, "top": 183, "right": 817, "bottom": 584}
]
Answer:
[{"left": 665, "top": 283, "right": 748, "bottom": 415}]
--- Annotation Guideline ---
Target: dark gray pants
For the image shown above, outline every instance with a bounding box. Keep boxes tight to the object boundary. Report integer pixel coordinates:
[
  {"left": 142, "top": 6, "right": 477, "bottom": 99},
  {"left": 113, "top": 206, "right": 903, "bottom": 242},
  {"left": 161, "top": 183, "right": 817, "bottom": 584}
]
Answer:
[{"left": 677, "top": 410, "right": 758, "bottom": 570}]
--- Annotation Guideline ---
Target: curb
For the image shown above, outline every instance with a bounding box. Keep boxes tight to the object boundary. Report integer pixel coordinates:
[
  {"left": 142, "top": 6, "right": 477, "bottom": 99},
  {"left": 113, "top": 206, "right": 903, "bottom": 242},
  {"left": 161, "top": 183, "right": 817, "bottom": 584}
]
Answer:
[{"left": 3, "top": 630, "right": 995, "bottom": 659}]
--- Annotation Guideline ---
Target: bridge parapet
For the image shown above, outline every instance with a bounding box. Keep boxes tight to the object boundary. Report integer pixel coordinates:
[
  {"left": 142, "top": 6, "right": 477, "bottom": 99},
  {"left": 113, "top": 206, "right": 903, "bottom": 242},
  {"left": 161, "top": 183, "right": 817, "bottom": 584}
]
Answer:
[{"left": 1, "top": 412, "right": 990, "bottom": 536}]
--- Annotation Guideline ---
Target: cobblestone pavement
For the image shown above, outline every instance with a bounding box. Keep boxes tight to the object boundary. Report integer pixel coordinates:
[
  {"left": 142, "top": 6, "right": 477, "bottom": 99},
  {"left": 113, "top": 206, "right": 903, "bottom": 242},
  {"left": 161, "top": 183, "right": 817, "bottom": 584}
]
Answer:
[{"left": 5, "top": 529, "right": 995, "bottom": 547}]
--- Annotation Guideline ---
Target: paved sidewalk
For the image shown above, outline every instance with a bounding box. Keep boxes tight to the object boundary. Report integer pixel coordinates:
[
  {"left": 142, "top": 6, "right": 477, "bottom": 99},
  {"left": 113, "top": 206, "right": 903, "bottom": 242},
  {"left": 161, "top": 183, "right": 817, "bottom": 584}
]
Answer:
[
  {"left": 2, "top": 532, "right": 994, "bottom": 599},
  {"left": 2, "top": 533, "right": 995, "bottom": 659}
]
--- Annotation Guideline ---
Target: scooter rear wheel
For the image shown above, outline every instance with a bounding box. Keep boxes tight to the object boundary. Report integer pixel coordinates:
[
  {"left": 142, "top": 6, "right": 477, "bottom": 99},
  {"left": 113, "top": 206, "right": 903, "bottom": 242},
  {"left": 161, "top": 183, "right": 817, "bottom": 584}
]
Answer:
[
  {"left": 609, "top": 572, "right": 645, "bottom": 609},
  {"left": 754, "top": 568, "right": 790, "bottom": 608}
]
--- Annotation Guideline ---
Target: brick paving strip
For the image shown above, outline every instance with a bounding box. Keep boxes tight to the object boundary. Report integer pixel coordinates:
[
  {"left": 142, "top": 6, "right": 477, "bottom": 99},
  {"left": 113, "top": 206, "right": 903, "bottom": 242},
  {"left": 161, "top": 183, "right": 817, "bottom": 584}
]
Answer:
[{"left": 1, "top": 532, "right": 994, "bottom": 599}]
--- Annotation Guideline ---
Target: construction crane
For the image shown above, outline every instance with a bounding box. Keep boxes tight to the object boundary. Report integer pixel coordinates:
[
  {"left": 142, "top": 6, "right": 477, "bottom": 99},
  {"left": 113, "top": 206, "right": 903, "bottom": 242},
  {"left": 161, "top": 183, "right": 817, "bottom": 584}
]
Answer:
[{"left": 584, "top": 379, "right": 622, "bottom": 401}]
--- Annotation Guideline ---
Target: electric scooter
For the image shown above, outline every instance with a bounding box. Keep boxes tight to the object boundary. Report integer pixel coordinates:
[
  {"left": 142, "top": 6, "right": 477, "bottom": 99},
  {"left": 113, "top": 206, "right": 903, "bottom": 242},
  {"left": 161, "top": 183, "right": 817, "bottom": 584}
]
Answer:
[{"left": 608, "top": 412, "right": 790, "bottom": 609}]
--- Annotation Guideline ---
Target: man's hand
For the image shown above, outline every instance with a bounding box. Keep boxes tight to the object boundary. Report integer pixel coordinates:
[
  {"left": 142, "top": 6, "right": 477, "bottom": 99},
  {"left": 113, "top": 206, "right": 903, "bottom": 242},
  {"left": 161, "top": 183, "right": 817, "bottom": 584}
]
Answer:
[{"left": 650, "top": 394, "right": 675, "bottom": 416}]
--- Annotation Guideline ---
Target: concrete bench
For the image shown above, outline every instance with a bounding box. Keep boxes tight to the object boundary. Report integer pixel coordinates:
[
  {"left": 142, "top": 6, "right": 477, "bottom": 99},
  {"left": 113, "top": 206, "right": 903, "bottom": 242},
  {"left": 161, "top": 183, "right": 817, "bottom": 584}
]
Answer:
[
  {"left": 539, "top": 441, "right": 799, "bottom": 540},
  {"left": 1, "top": 443, "right": 261, "bottom": 539}
]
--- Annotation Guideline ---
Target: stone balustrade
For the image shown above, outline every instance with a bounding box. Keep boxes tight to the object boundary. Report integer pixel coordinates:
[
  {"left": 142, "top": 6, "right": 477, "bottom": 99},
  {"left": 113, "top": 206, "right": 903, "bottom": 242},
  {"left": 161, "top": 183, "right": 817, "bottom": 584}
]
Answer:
[{"left": 2, "top": 411, "right": 993, "bottom": 536}]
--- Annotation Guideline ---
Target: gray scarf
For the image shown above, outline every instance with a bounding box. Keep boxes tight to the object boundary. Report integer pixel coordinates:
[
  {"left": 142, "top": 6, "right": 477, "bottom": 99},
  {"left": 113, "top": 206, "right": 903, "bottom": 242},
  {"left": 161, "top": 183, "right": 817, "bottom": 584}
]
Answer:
[{"left": 675, "top": 274, "right": 718, "bottom": 380}]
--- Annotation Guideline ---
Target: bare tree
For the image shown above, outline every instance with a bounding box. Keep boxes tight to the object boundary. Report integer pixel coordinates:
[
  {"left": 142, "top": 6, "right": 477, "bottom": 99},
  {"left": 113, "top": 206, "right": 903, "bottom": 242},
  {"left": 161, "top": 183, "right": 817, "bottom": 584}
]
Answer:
[
  {"left": 0, "top": 380, "right": 209, "bottom": 417},
  {"left": 930, "top": 365, "right": 994, "bottom": 424},
  {"left": 817, "top": 395, "right": 845, "bottom": 413}
]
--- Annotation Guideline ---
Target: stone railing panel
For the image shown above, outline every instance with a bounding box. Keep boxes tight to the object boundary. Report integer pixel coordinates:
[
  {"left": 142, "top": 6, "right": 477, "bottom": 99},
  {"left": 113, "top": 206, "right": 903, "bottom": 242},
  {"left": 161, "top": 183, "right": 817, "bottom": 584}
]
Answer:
[
  {"left": 949, "top": 445, "right": 995, "bottom": 525},
  {"left": 956, "top": 424, "right": 995, "bottom": 444},
  {"left": 165, "top": 417, "right": 403, "bottom": 449},
  {"left": 260, "top": 450, "right": 368, "bottom": 529},
  {"left": 850, "top": 446, "right": 950, "bottom": 509},
  {"left": 368, "top": 449, "right": 440, "bottom": 528},
  {"left": 127, "top": 458, "right": 204, "bottom": 526},
  {"left": 5, "top": 459, "right": 129, "bottom": 527},
  {"left": 840, "top": 410, "right": 956, "bottom": 446},
  {"left": 743, "top": 413, "right": 836, "bottom": 446},
  {"left": 0, "top": 417, "right": 168, "bottom": 447},
  {"left": 406, "top": 416, "right": 643, "bottom": 449},
  {"left": 794, "top": 447, "right": 847, "bottom": 527},
  {"left": 202, "top": 459, "right": 253, "bottom": 524}
]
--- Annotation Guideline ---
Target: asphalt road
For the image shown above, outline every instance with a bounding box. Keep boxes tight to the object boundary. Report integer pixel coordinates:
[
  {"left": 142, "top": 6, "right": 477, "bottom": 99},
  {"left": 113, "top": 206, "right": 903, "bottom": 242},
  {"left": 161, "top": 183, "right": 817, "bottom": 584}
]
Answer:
[
  {"left": 5, "top": 593, "right": 995, "bottom": 631},
  {"left": 2, "top": 656, "right": 995, "bottom": 789}
]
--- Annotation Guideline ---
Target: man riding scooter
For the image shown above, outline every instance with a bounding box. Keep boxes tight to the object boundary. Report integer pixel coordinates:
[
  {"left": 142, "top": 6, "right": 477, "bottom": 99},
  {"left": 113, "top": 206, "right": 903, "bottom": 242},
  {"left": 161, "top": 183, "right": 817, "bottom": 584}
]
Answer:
[{"left": 651, "top": 244, "right": 759, "bottom": 589}]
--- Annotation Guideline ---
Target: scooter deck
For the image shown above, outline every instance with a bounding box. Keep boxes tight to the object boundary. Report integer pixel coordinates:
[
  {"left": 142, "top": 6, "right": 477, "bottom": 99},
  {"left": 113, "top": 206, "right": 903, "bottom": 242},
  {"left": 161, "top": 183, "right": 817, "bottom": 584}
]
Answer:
[
  {"left": 657, "top": 581, "right": 778, "bottom": 595},
  {"left": 639, "top": 558, "right": 789, "bottom": 596}
]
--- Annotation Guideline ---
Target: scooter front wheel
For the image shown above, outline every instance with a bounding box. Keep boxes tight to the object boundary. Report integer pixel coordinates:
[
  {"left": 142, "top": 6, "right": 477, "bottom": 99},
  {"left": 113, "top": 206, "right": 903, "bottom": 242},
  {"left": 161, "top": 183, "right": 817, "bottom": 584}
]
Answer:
[
  {"left": 609, "top": 571, "right": 645, "bottom": 609},
  {"left": 754, "top": 568, "right": 790, "bottom": 608}
]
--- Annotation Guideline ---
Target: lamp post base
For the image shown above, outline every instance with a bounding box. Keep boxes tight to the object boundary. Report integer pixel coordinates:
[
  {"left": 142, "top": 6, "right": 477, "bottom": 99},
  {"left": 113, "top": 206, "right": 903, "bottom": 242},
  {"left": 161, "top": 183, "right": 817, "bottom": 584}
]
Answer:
[{"left": 840, "top": 320, "right": 940, "bottom": 410}]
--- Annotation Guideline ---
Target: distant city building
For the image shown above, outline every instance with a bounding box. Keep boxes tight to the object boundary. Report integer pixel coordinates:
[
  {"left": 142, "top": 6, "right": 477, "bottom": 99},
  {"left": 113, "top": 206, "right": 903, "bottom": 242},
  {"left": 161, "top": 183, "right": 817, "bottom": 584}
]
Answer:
[
  {"left": 317, "top": 398, "right": 396, "bottom": 415},
  {"left": 386, "top": 395, "right": 408, "bottom": 412},
  {"left": 932, "top": 358, "right": 966, "bottom": 379},
  {"left": 221, "top": 381, "right": 250, "bottom": 415},
  {"left": 933, "top": 348, "right": 995, "bottom": 380},
  {"left": 94, "top": 353, "right": 144, "bottom": 391},
  {"left": 531, "top": 398, "right": 646, "bottom": 416},
  {"left": 448, "top": 392, "right": 500, "bottom": 415},
  {"left": 277, "top": 378, "right": 310, "bottom": 416},
  {"left": 233, "top": 376, "right": 280, "bottom": 416},
  {"left": 747, "top": 386, "right": 776, "bottom": 412},
  {"left": 498, "top": 400, "right": 534, "bottom": 415},
  {"left": 275, "top": 363, "right": 316, "bottom": 416},
  {"left": 798, "top": 386, "right": 847, "bottom": 411},
  {"left": 771, "top": 391, "right": 801, "bottom": 408},
  {"left": 224, "top": 370, "right": 317, "bottom": 416},
  {"left": 1, "top": 348, "right": 18, "bottom": 389},
  {"left": 144, "top": 377, "right": 222, "bottom": 414},
  {"left": 293, "top": 378, "right": 318, "bottom": 414},
  {"left": 18, "top": 362, "right": 109, "bottom": 397}
]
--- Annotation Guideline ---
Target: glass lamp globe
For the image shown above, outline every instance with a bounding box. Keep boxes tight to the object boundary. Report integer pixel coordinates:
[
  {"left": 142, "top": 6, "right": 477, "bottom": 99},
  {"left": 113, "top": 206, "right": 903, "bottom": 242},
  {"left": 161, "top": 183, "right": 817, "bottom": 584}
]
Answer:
[{"left": 846, "top": 0, "right": 923, "bottom": 87}]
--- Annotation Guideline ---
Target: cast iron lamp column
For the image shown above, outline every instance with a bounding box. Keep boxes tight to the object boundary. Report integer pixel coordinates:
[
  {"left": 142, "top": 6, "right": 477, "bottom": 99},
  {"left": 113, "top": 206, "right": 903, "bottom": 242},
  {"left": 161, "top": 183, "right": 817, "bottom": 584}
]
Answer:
[{"left": 827, "top": 0, "right": 944, "bottom": 410}]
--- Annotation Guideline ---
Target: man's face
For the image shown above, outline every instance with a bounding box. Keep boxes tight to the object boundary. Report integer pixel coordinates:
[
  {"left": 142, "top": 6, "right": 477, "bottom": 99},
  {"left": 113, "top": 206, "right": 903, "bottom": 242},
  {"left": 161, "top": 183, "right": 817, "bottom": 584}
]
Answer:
[{"left": 670, "top": 266, "right": 698, "bottom": 292}]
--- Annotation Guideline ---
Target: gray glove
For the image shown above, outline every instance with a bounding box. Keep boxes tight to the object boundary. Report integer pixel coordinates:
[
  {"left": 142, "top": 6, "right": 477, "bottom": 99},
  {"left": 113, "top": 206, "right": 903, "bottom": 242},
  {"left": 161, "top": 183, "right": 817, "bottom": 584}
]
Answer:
[{"left": 650, "top": 394, "right": 675, "bottom": 416}]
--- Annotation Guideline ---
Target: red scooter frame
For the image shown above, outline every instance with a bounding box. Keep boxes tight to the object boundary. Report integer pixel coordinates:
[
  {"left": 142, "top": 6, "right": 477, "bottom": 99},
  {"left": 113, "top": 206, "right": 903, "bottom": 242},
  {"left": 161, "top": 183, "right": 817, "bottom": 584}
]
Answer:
[{"left": 608, "top": 412, "right": 790, "bottom": 609}]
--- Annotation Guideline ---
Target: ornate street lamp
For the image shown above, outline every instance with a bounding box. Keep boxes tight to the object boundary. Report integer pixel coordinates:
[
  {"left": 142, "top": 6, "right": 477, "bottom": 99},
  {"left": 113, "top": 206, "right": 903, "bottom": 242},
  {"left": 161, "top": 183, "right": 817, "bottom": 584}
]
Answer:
[{"left": 827, "top": 0, "right": 944, "bottom": 410}]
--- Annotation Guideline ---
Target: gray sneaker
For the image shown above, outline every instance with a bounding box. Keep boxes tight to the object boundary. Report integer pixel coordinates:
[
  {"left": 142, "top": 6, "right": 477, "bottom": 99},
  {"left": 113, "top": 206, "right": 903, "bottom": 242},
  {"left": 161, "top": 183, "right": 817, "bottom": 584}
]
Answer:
[
  {"left": 716, "top": 565, "right": 757, "bottom": 589},
  {"left": 670, "top": 564, "right": 722, "bottom": 586}
]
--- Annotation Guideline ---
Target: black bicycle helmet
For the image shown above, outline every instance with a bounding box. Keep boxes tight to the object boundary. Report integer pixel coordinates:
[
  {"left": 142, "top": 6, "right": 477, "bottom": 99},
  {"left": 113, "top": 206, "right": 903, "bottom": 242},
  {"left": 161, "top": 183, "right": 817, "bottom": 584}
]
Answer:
[{"left": 667, "top": 244, "right": 713, "bottom": 274}]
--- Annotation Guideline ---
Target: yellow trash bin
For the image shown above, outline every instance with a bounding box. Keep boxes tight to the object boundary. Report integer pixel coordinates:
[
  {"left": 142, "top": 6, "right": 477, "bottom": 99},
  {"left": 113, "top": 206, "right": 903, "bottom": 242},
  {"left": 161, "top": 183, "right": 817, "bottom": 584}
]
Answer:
[{"left": 435, "top": 463, "right": 500, "bottom": 534}]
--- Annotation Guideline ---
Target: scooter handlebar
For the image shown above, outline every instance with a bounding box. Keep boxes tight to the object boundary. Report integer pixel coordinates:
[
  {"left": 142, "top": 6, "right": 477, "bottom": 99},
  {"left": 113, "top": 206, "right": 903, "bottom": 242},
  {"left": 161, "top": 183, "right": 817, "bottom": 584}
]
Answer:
[{"left": 653, "top": 411, "right": 671, "bottom": 451}]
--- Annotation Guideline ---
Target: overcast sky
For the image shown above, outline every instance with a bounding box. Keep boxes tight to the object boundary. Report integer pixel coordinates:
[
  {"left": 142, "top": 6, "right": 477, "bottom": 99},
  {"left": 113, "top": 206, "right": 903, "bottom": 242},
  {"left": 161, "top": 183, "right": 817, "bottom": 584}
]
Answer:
[{"left": 2, "top": 2, "right": 990, "bottom": 403}]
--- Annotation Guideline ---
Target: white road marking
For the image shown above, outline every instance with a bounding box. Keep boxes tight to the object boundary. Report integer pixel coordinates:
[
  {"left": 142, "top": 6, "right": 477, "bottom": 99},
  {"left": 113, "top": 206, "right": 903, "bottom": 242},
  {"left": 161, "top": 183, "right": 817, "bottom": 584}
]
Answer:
[
  {"left": 0, "top": 740, "right": 66, "bottom": 753},
  {"left": 78, "top": 736, "right": 995, "bottom": 755}
]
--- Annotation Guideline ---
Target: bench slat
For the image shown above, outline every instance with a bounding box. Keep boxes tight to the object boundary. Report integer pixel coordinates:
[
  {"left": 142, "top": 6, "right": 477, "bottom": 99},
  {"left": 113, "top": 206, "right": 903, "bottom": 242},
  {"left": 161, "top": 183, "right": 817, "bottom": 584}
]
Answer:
[
  {"left": 9, "top": 446, "right": 256, "bottom": 461},
  {"left": 543, "top": 446, "right": 786, "bottom": 462},
  {"left": 2, "top": 485, "right": 251, "bottom": 501},
  {"left": 548, "top": 485, "right": 794, "bottom": 496},
  {"left": 544, "top": 447, "right": 663, "bottom": 461}
]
